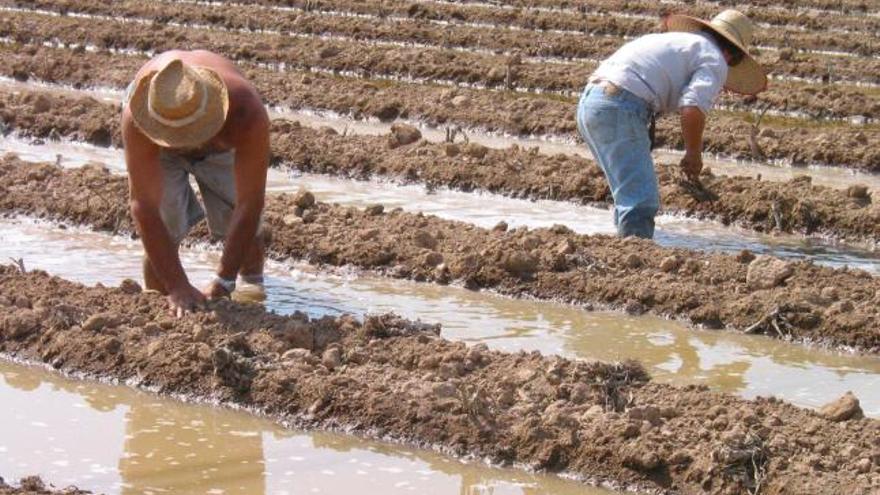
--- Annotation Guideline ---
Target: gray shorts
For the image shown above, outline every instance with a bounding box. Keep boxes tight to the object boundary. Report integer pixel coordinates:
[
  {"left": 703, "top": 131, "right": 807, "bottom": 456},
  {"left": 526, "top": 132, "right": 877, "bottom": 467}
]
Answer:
[{"left": 160, "top": 150, "right": 238, "bottom": 244}]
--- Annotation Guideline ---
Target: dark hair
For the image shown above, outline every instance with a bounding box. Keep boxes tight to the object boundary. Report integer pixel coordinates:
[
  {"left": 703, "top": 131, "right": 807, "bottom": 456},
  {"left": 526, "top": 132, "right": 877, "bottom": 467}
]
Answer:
[{"left": 703, "top": 28, "right": 745, "bottom": 66}]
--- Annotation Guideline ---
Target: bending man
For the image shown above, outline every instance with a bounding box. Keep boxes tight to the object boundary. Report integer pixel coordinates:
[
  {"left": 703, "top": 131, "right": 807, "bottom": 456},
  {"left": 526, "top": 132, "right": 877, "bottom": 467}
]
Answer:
[
  {"left": 121, "top": 50, "right": 269, "bottom": 316},
  {"left": 577, "top": 10, "right": 768, "bottom": 238}
]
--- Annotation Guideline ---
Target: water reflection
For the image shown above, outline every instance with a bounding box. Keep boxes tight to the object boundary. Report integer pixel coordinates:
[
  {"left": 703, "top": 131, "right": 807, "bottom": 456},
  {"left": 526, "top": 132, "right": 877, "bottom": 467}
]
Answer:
[{"left": 0, "top": 361, "right": 620, "bottom": 495}]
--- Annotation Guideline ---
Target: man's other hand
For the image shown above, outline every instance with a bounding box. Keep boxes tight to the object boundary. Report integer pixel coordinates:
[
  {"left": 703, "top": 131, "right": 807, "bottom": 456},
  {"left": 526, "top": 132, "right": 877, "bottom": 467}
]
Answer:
[
  {"left": 167, "top": 283, "right": 207, "bottom": 318},
  {"left": 203, "top": 279, "right": 233, "bottom": 300},
  {"left": 679, "top": 151, "right": 703, "bottom": 182}
]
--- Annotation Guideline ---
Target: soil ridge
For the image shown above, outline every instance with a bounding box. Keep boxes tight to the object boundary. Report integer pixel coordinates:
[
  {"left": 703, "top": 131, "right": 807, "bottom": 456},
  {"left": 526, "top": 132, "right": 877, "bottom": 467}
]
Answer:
[
  {"left": 2, "top": 157, "right": 880, "bottom": 353},
  {"left": 3, "top": 87, "right": 880, "bottom": 245},
  {"left": 2, "top": 43, "right": 878, "bottom": 170}
]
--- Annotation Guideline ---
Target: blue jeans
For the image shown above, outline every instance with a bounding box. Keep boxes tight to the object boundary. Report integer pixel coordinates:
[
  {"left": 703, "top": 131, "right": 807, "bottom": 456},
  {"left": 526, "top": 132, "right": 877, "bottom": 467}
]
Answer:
[{"left": 576, "top": 84, "right": 658, "bottom": 239}]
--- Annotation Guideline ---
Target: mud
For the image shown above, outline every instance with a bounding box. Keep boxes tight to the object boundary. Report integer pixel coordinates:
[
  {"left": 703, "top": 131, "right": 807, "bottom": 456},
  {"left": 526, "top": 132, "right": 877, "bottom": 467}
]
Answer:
[
  {"left": 4, "top": 5, "right": 880, "bottom": 114},
  {"left": 1, "top": 41, "right": 878, "bottom": 170},
  {"left": 454, "top": 0, "right": 879, "bottom": 29},
  {"left": 2, "top": 157, "right": 880, "bottom": 353},
  {"left": 9, "top": 0, "right": 880, "bottom": 122},
  {"left": 10, "top": 0, "right": 880, "bottom": 66},
  {"left": 0, "top": 478, "right": 90, "bottom": 495},
  {"left": 1, "top": 266, "right": 879, "bottom": 494},
  {"left": 201, "top": 0, "right": 880, "bottom": 52},
  {"left": 4, "top": 86, "right": 880, "bottom": 245}
]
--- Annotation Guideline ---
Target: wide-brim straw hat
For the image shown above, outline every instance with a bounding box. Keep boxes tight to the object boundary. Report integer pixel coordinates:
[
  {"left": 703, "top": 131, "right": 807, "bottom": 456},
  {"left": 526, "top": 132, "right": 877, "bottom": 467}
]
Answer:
[
  {"left": 129, "top": 58, "right": 229, "bottom": 148},
  {"left": 664, "top": 9, "right": 768, "bottom": 95}
]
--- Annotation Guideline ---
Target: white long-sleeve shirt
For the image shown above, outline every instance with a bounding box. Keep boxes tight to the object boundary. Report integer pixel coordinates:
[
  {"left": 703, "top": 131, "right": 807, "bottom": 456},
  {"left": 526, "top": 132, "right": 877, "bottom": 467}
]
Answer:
[{"left": 591, "top": 31, "right": 728, "bottom": 115}]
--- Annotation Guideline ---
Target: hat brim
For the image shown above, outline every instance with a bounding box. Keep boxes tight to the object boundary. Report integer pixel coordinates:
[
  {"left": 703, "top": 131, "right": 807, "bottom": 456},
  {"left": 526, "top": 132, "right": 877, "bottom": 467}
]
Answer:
[
  {"left": 664, "top": 14, "right": 768, "bottom": 95},
  {"left": 129, "top": 67, "right": 229, "bottom": 148}
]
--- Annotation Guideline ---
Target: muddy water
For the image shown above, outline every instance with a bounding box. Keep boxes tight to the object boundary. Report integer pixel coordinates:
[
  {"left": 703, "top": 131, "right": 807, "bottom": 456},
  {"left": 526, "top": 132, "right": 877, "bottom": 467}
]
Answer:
[
  {"left": 5, "top": 135, "right": 880, "bottom": 274},
  {"left": 2, "top": 217, "right": 879, "bottom": 418},
  {"left": 3, "top": 77, "right": 880, "bottom": 192},
  {"left": 0, "top": 360, "right": 621, "bottom": 495}
]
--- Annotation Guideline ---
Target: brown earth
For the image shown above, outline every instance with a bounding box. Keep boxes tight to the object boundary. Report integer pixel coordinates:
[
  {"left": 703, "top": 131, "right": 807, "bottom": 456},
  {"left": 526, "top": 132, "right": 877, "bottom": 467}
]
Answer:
[
  {"left": 462, "top": 0, "right": 878, "bottom": 26},
  {"left": 2, "top": 43, "right": 879, "bottom": 171},
  {"left": 3, "top": 7, "right": 879, "bottom": 100},
  {"left": 1, "top": 266, "right": 879, "bottom": 494},
  {"left": 11, "top": 0, "right": 880, "bottom": 64},
  {"left": 10, "top": 0, "right": 880, "bottom": 122},
  {"left": 0, "top": 478, "right": 91, "bottom": 495},
  {"left": 4, "top": 86, "right": 880, "bottom": 245},
  {"left": 209, "top": 0, "right": 880, "bottom": 47},
  {"left": 2, "top": 156, "right": 880, "bottom": 353}
]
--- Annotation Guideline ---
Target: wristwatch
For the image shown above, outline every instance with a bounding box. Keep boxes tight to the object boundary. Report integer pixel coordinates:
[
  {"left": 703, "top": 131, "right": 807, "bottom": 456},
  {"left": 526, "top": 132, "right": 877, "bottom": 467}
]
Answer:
[{"left": 213, "top": 276, "right": 236, "bottom": 293}]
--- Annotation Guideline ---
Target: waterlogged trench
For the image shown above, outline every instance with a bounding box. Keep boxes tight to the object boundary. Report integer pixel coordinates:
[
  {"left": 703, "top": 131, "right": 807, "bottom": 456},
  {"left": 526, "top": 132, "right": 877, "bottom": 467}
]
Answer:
[
  {"left": 2, "top": 217, "right": 879, "bottom": 417},
  {"left": 0, "top": 359, "right": 619, "bottom": 495},
  {"left": 5, "top": 133, "right": 880, "bottom": 273},
  {"left": 4, "top": 76, "right": 880, "bottom": 193}
]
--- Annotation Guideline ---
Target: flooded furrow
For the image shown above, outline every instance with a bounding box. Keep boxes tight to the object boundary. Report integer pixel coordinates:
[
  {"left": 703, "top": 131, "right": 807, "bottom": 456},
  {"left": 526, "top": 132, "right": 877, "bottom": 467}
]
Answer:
[
  {"left": 0, "top": 359, "right": 618, "bottom": 495},
  {"left": 5, "top": 134, "right": 880, "bottom": 275},
  {"left": 2, "top": 217, "right": 879, "bottom": 417},
  {"left": 3, "top": 76, "right": 880, "bottom": 195}
]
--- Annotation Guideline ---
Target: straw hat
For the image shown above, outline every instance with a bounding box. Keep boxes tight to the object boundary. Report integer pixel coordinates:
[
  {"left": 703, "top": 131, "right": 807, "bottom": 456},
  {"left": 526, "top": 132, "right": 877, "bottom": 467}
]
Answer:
[
  {"left": 664, "top": 9, "right": 768, "bottom": 95},
  {"left": 129, "top": 59, "right": 229, "bottom": 148}
]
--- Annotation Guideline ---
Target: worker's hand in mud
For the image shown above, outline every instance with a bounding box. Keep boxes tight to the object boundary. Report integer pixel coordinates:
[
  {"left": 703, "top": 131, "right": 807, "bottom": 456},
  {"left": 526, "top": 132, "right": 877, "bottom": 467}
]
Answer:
[
  {"left": 203, "top": 279, "right": 232, "bottom": 300},
  {"left": 167, "top": 283, "right": 206, "bottom": 318},
  {"left": 679, "top": 151, "right": 703, "bottom": 182}
]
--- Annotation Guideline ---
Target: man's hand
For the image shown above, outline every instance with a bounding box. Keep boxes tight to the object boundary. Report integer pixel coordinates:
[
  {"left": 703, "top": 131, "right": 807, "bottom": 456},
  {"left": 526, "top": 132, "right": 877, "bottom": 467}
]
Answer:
[
  {"left": 679, "top": 151, "right": 703, "bottom": 182},
  {"left": 203, "top": 279, "right": 233, "bottom": 300},
  {"left": 679, "top": 106, "right": 706, "bottom": 183},
  {"left": 167, "top": 283, "right": 206, "bottom": 318}
]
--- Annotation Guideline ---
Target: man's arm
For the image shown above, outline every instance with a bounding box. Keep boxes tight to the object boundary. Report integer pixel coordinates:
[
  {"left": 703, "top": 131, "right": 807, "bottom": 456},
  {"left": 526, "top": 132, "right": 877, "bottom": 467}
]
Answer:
[
  {"left": 214, "top": 104, "right": 270, "bottom": 284},
  {"left": 677, "top": 49, "right": 726, "bottom": 182},
  {"left": 679, "top": 106, "right": 706, "bottom": 181},
  {"left": 122, "top": 112, "right": 203, "bottom": 313}
]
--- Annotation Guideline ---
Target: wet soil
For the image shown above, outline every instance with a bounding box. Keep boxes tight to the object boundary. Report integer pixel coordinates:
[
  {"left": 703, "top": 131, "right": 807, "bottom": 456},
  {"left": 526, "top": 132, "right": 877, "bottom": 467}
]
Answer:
[
  {"left": 11, "top": 0, "right": 880, "bottom": 67},
  {"left": 3, "top": 86, "right": 880, "bottom": 245},
  {"left": 0, "top": 478, "right": 90, "bottom": 495},
  {"left": 9, "top": 0, "right": 880, "bottom": 122},
  {"left": 456, "top": 0, "right": 879, "bottom": 29},
  {"left": 1, "top": 266, "right": 879, "bottom": 494},
  {"left": 2, "top": 157, "right": 880, "bottom": 353},
  {"left": 3, "top": 6, "right": 880, "bottom": 107},
  {"left": 205, "top": 0, "right": 880, "bottom": 50},
  {"left": 2, "top": 43, "right": 879, "bottom": 170}
]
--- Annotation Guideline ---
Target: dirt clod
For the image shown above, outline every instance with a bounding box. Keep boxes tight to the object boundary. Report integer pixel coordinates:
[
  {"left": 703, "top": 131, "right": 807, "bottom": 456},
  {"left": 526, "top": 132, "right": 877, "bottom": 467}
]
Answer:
[
  {"left": 463, "top": 143, "right": 488, "bottom": 159},
  {"left": 321, "top": 347, "right": 342, "bottom": 370},
  {"left": 818, "top": 391, "right": 865, "bottom": 422},
  {"left": 746, "top": 255, "right": 794, "bottom": 290},
  {"left": 293, "top": 190, "right": 316, "bottom": 209},
  {"left": 388, "top": 123, "right": 422, "bottom": 148},
  {"left": 846, "top": 184, "right": 870, "bottom": 200},
  {"left": 364, "top": 204, "right": 384, "bottom": 216},
  {"left": 118, "top": 278, "right": 141, "bottom": 294}
]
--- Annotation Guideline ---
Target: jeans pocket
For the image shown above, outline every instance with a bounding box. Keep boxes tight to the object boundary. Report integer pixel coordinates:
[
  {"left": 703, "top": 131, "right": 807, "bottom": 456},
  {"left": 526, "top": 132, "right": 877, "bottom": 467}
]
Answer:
[
  {"left": 620, "top": 108, "right": 650, "bottom": 148},
  {"left": 583, "top": 106, "right": 619, "bottom": 146}
]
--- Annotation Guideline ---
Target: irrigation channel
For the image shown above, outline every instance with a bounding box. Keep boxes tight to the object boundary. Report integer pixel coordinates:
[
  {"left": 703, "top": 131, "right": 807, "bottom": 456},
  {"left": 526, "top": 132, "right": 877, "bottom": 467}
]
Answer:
[
  {"left": 6, "top": 124, "right": 880, "bottom": 274},
  {"left": 0, "top": 359, "right": 615, "bottom": 495},
  {"left": 4, "top": 77, "right": 880, "bottom": 193}
]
